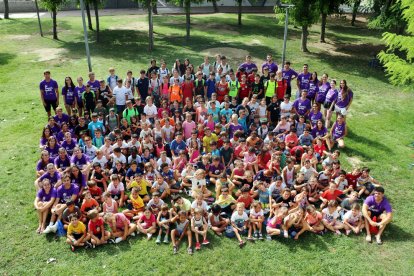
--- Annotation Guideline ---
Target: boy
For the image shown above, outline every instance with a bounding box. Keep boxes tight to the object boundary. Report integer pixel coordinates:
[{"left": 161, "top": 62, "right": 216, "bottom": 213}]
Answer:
[
  {"left": 82, "top": 84, "right": 96, "bottom": 115},
  {"left": 66, "top": 214, "right": 91, "bottom": 251},
  {"left": 231, "top": 202, "right": 250, "bottom": 248}
]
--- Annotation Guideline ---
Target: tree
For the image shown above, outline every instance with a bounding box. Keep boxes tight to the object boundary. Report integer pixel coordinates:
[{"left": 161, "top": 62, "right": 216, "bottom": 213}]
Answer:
[
  {"left": 290, "top": 0, "right": 319, "bottom": 52},
  {"left": 368, "top": 0, "right": 406, "bottom": 34},
  {"left": 169, "top": 0, "right": 202, "bottom": 41},
  {"left": 236, "top": 0, "right": 242, "bottom": 25},
  {"left": 40, "top": 0, "right": 66, "bottom": 39},
  {"left": 3, "top": 0, "right": 9, "bottom": 19},
  {"left": 85, "top": 2, "right": 93, "bottom": 30},
  {"left": 319, "top": 0, "right": 342, "bottom": 42},
  {"left": 378, "top": 0, "right": 414, "bottom": 90},
  {"left": 207, "top": 0, "right": 219, "bottom": 12},
  {"left": 92, "top": 0, "right": 101, "bottom": 42},
  {"left": 134, "top": 0, "right": 155, "bottom": 51},
  {"left": 349, "top": 0, "right": 361, "bottom": 26}
]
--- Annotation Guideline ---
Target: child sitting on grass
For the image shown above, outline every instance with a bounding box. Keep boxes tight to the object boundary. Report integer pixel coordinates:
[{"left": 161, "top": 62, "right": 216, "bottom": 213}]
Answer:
[
  {"left": 171, "top": 210, "right": 193, "bottom": 255},
  {"left": 66, "top": 214, "right": 91, "bottom": 251}
]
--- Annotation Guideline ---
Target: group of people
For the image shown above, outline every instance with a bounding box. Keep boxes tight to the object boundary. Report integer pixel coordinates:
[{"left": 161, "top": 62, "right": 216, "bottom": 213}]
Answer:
[{"left": 35, "top": 54, "right": 392, "bottom": 254}]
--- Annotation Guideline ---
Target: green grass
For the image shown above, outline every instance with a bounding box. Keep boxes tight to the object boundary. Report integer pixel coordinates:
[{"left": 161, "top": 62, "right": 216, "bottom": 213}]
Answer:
[{"left": 0, "top": 13, "right": 414, "bottom": 275}]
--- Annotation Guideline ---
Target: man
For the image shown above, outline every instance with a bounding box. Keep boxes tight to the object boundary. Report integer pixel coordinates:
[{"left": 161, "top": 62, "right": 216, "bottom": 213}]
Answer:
[
  {"left": 238, "top": 55, "right": 258, "bottom": 74},
  {"left": 362, "top": 186, "right": 392, "bottom": 245},
  {"left": 296, "top": 64, "right": 311, "bottom": 99},
  {"left": 282, "top": 61, "right": 298, "bottom": 98},
  {"left": 122, "top": 100, "right": 139, "bottom": 124},
  {"left": 261, "top": 54, "right": 278, "bottom": 74},
  {"left": 112, "top": 79, "right": 128, "bottom": 117},
  {"left": 136, "top": 70, "right": 149, "bottom": 100},
  {"left": 39, "top": 70, "right": 59, "bottom": 118}
]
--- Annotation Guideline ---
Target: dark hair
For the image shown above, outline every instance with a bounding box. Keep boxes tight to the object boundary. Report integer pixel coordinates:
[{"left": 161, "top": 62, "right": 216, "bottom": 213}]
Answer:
[{"left": 374, "top": 186, "right": 385, "bottom": 194}]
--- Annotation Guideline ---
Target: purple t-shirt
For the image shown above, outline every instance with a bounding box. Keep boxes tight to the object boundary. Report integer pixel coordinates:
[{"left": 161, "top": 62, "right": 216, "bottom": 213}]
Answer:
[
  {"left": 293, "top": 98, "right": 311, "bottom": 116},
  {"left": 70, "top": 154, "right": 90, "bottom": 169},
  {"left": 39, "top": 79, "right": 58, "bottom": 101},
  {"left": 39, "top": 171, "right": 61, "bottom": 186},
  {"left": 239, "top": 62, "right": 258, "bottom": 74},
  {"left": 54, "top": 114, "right": 70, "bottom": 127},
  {"left": 312, "top": 126, "right": 327, "bottom": 138},
  {"left": 62, "top": 86, "right": 76, "bottom": 105},
  {"left": 47, "top": 124, "right": 61, "bottom": 136},
  {"left": 209, "top": 163, "right": 224, "bottom": 175},
  {"left": 74, "top": 85, "right": 85, "bottom": 104},
  {"left": 297, "top": 72, "right": 311, "bottom": 90},
  {"left": 262, "top": 62, "right": 278, "bottom": 74},
  {"left": 282, "top": 69, "right": 298, "bottom": 87},
  {"left": 364, "top": 195, "right": 392, "bottom": 215},
  {"left": 71, "top": 173, "right": 87, "bottom": 188},
  {"left": 54, "top": 155, "right": 71, "bottom": 171},
  {"left": 332, "top": 121, "right": 346, "bottom": 140},
  {"left": 228, "top": 123, "right": 244, "bottom": 138},
  {"left": 316, "top": 82, "right": 330, "bottom": 103},
  {"left": 46, "top": 144, "right": 61, "bottom": 159},
  {"left": 37, "top": 187, "right": 57, "bottom": 202},
  {"left": 57, "top": 184, "right": 79, "bottom": 203},
  {"left": 307, "top": 82, "right": 319, "bottom": 99},
  {"left": 61, "top": 139, "right": 77, "bottom": 155},
  {"left": 36, "top": 158, "right": 52, "bottom": 172},
  {"left": 325, "top": 89, "right": 338, "bottom": 103},
  {"left": 88, "top": 80, "right": 100, "bottom": 92},
  {"left": 309, "top": 111, "right": 323, "bottom": 127},
  {"left": 335, "top": 90, "right": 353, "bottom": 108}
]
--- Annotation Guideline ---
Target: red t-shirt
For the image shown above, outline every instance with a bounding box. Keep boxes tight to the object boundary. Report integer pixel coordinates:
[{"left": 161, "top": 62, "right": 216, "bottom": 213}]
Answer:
[
  {"left": 276, "top": 79, "right": 287, "bottom": 100},
  {"left": 81, "top": 198, "right": 99, "bottom": 213},
  {"left": 140, "top": 214, "right": 156, "bottom": 229},
  {"left": 216, "top": 82, "right": 229, "bottom": 102},
  {"left": 237, "top": 195, "right": 253, "bottom": 209},
  {"left": 181, "top": 82, "right": 194, "bottom": 103},
  {"left": 313, "top": 143, "right": 326, "bottom": 156},
  {"left": 346, "top": 173, "right": 361, "bottom": 189},
  {"left": 321, "top": 189, "right": 343, "bottom": 201},
  {"left": 89, "top": 186, "right": 102, "bottom": 198},
  {"left": 238, "top": 83, "right": 250, "bottom": 99},
  {"left": 88, "top": 217, "right": 104, "bottom": 235}
]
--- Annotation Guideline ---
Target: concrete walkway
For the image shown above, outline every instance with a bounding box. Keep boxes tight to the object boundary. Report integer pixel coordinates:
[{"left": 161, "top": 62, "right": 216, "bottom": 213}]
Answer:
[{"left": 0, "top": 6, "right": 274, "bottom": 19}]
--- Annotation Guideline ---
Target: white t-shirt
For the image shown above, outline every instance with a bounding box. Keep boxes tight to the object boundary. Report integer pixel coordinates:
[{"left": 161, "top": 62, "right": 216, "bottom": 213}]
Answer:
[
  {"left": 250, "top": 209, "right": 264, "bottom": 218},
  {"left": 125, "top": 87, "right": 133, "bottom": 100},
  {"left": 113, "top": 86, "right": 127, "bottom": 105},
  {"left": 322, "top": 208, "right": 340, "bottom": 223},
  {"left": 231, "top": 211, "right": 249, "bottom": 225},
  {"left": 300, "top": 166, "right": 317, "bottom": 181},
  {"left": 144, "top": 104, "right": 158, "bottom": 117},
  {"left": 343, "top": 210, "right": 362, "bottom": 225},
  {"left": 191, "top": 178, "right": 206, "bottom": 191},
  {"left": 280, "top": 101, "right": 293, "bottom": 117},
  {"left": 258, "top": 105, "right": 267, "bottom": 117},
  {"left": 335, "top": 177, "right": 348, "bottom": 191},
  {"left": 110, "top": 153, "right": 126, "bottom": 167},
  {"left": 93, "top": 155, "right": 108, "bottom": 169},
  {"left": 107, "top": 182, "right": 125, "bottom": 195},
  {"left": 157, "top": 157, "right": 172, "bottom": 170},
  {"left": 191, "top": 200, "right": 208, "bottom": 212}
]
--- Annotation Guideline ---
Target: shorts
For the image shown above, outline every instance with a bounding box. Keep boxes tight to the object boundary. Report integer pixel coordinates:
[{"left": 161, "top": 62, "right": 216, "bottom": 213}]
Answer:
[
  {"left": 363, "top": 182, "right": 375, "bottom": 193},
  {"left": 44, "top": 99, "right": 58, "bottom": 112},
  {"left": 72, "top": 233, "right": 83, "bottom": 240},
  {"left": 116, "top": 105, "right": 125, "bottom": 113},
  {"left": 334, "top": 105, "right": 348, "bottom": 115},
  {"left": 111, "top": 194, "right": 120, "bottom": 200},
  {"left": 323, "top": 101, "right": 334, "bottom": 111},
  {"left": 76, "top": 100, "right": 84, "bottom": 108}
]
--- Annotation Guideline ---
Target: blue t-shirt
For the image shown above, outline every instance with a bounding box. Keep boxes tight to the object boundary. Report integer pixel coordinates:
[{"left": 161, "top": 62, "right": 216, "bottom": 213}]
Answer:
[
  {"left": 170, "top": 140, "right": 187, "bottom": 155},
  {"left": 88, "top": 121, "right": 104, "bottom": 138}
]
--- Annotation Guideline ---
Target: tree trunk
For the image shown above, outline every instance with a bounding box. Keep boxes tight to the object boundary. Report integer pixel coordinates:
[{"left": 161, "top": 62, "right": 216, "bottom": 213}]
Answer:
[
  {"left": 212, "top": 0, "right": 218, "bottom": 12},
  {"left": 4, "top": 0, "right": 9, "bottom": 19},
  {"left": 52, "top": 8, "right": 58, "bottom": 40},
  {"left": 185, "top": 0, "right": 190, "bottom": 40},
  {"left": 152, "top": 1, "right": 158, "bottom": 15},
  {"left": 147, "top": 0, "right": 154, "bottom": 51},
  {"left": 86, "top": 2, "right": 93, "bottom": 30},
  {"left": 351, "top": 0, "right": 360, "bottom": 26},
  {"left": 301, "top": 25, "right": 309, "bottom": 52},
  {"left": 237, "top": 0, "right": 242, "bottom": 26},
  {"left": 94, "top": 1, "right": 100, "bottom": 42},
  {"left": 320, "top": 13, "right": 327, "bottom": 43}
]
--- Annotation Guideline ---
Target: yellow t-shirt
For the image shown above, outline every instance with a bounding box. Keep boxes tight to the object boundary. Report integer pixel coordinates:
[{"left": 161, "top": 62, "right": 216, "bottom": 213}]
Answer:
[
  {"left": 130, "top": 194, "right": 144, "bottom": 210},
  {"left": 215, "top": 195, "right": 235, "bottom": 208},
  {"left": 129, "top": 179, "right": 149, "bottom": 196},
  {"left": 203, "top": 133, "right": 218, "bottom": 153},
  {"left": 68, "top": 221, "right": 86, "bottom": 235}
]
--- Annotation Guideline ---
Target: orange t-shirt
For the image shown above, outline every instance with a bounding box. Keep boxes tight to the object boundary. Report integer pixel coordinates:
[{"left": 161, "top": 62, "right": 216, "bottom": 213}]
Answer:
[
  {"left": 169, "top": 85, "right": 182, "bottom": 102},
  {"left": 81, "top": 198, "right": 99, "bottom": 213}
]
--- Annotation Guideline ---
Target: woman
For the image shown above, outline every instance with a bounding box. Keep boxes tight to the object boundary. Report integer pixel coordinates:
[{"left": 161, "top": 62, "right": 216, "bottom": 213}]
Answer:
[
  {"left": 334, "top": 79, "right": 353, "bottom": 121},
  {"left": 309, "top": 104, "right": 323, "bottom": 128},
  {"left": 325, "top": 80, "right": 339, "bottom": 128},
  {"left": 40, "top": 127, "right": 52, "bottom": 149},
  {"left": 307, "top": 72, "right": 319, "bottom": 105},
  {"left": 316, "top": 73, "right": 330, "bottom": 111},
  {"left": 327, "top": 114, "right": 347, "bottom": 151},
  {"left": 62, "top": 76, "right": 76, "bottom": 116},
  {"left": 74, "top": 76, "right": 86, "bottom": 117},
  {"left": 34, "top": 179, "right": 57, "bottom": 233},
  {"left": 45, "top": 136, "right": 61, "bottom": 159},
  {"left": 36, "top": 150, "right": 52, "bottom": 178},
  {"left": 70, "top": 164, "right": 87, "bottom": 194},
  {"left": 312, "top": 119, "right": 328, "bottom": 139}
]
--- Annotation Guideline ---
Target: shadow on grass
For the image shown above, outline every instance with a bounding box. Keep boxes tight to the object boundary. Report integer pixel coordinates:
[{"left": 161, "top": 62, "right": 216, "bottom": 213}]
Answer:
[
  {"left": 277, "top": 233, "right": 330, "bottom": 252},
  {"left": 382, "top": 223, "right": 414, "bottom": 243},
  {"left": 0, "top": 53, "right": 16, "bottom": 65}
]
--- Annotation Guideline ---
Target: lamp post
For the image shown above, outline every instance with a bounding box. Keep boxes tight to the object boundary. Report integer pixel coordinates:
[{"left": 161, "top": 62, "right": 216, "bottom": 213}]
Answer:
[
  {"left": 278, "top": 3, "right": 295, "bottom": 67},
  {"left": 79, "top": 0, "right": 92, "bottom": 72},
  {"left": 34, "top": 0, "right": 43, "bottom": 37}
]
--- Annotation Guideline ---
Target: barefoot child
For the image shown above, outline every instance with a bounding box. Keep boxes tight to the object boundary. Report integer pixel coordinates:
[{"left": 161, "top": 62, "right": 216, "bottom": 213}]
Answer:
[
  {"left": 343, "top": 203, "right": 364, "bottom": 236},
  {"left": 208, "top": 204, "right": 229, "bottom": 236},
  {"left": 321, "top": 200, "right": 344, "bottom": 235},
  {"left": 249, "top": 202, "right": 265, "bottom": 240}
]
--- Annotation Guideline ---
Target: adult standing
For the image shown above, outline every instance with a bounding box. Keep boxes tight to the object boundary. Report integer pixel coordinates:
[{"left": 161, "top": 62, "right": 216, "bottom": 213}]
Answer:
[
  {"left": 261, "top": 54, "right": 278, "bottom": 75},
  {"left": 362, "top": 187, "right": 392, "bottom": 245},
  {"left": 136, "top": 70, "right": 150, "bottom": 100},
  {"left": 296, "top": 64, "right": 312, "bottom": 99},
  {"left": 238, "top": 55, "right": 258, "bottom": 74},
  {"left": 113, "top": 79, "right": 128, "bottom": 117},
  {"left": 282, "top": 61, "right": 298, "bottom": 98},
  {"left": 39, "top": 70, "right": 59, "bottom": 118},
  {"left": 62, "top": 77, "right": 76, "bottom": 116}
]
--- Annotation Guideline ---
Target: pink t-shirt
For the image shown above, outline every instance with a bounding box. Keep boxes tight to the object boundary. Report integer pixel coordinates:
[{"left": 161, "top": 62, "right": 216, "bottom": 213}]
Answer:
[
  {"left": 189, "top": 150, "right": 200, "bottom": 164},
  {"left": 182, "top": 121, "right": 196, "bottom": 140},
  {"left": 115, "top": 213, "right": 129, "bottom": 230},
  {"left": 140, "top": 214, "right": 156, "bottom": 229}
]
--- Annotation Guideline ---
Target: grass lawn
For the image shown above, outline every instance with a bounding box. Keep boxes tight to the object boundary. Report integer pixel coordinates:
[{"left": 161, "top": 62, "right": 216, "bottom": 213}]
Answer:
[{"left": 0, "top": 12, "right": 414, "bottom": 275}]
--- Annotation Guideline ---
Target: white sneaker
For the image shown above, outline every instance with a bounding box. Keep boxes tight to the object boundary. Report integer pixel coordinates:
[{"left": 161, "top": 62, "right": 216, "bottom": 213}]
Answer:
[
  {"left": 375, "top": 234, "right": 382, "bottom": 245},
  {"left": 130, "top": 232, "right": 136, "bottom": 237},
  {"left": 366, "top": 234, "right": 372, "bottom": 243},
  {"left": 147, "top": 233, "right": 152, "bottom": 240},
  {"left": 115, "top": 237, "right": 123, "bottom": 243},
  {"left": 42, "top": 225, "right": 52, "bottom": 234},
  {"left": 50, "top": 223, "right": 58, "bottom": 233}
]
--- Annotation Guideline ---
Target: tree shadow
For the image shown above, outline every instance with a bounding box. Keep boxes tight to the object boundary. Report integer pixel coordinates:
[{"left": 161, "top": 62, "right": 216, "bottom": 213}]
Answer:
[{"left": 0, "top": 53, "right": 16, "bottom": 65}]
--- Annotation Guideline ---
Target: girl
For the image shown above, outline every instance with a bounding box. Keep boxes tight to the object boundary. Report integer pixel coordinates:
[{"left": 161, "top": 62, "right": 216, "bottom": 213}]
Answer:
[
  {"left": 283, "top": 207, "right": 305, "bottom": 239},
  {"left": 188, "top": 140, "right": 200, "bottom": 165},
  {"left": 312, "top": 119, "right": 328, "bottom": 139},
  {"left": 160, "top": 76, "right": 170, "bottom": 103},
  {"left": 204, "top": 113, "right": 215, "bottom": 132},
  {"left": 258, "top": 98, "right": 267, "bottom": 120},
  {"left": 191, "top": 207, "right": 210, "bottom": 250},
  {"left": 171, "top": 210, "right": 193, "bottom": 255},
  {"left": 309, "top": 104, "right": 323, "bottom": 128},
  {"left": 249, "top": 202, "right": 265, "bottom": 240},
  {"left": 316, "top": 73, "right": 330, "bottom": 110},
  {"left": 45, "top": 136, "right": 60, "bottom": 159},
  {"left": 149, "top": 71, "right": 161, "bottom": 106},
  {"left": 162, "top": 119, "right": 175, "bottom": 143},
  {"left": 62, "top": 76, "right": 76, "bottom": 116},
  {"left": 266, "top": 206, "right": 288, "bottom": 239},
  {"left": 190, "top": 169, "right": 212, "bottom": 199},
  {"left": 75, "top": 76, "right": 85, "bottom": 116},
  {"left": 34, "top": 179, "right": 56, "bottom": 233},
  {"left": 107, "top": 174, "right": 126, "bottom": 207},
  {"left": 144, "top": 162, "right": 156, "bottom": 183},
  {"left": 143, "top": 97, "right": 158, "bottom": 124},
  {"left": 191, "top": 193, "right": 209, "bottom": 216},
  {"left": 156, "top": 204, "right": 172, "bottom": 244},
  {"left": 322, "top": 200, "right": 344, "bottom": 235},
  {"left": 325, "top": 80, "right": 339, "bottom": 128},
  {"left": 295, "top": 205, "right": 325, "bottom": 239},
  {"left": 334, "top": 79, "right": 353, "bottom": 120},
  {"left": 153, "top": 120, "right": 163, "bottom": 141},
  {"left": 123, "top": 187, "right": 145, "bottom": 219},
  {"left": 208, "top": 204, "right": 229, "bottom": 236},
  {"left": 151, "top": 174, "right": 170, "bottom": 199},
  {"left": 244, "top": 147, "right": 258, "bottom": 174},
  {"left": 327, "top": 114, "right": 347, "bottom": 151},
  {"left": 135, "top": 207, "right": 157, "bottom": 240},
  {"left": 36, "top": 151, "right": 52, "bottom": 178},
  {"left": 120, "top": 118, "right": 131, "bottom": 141},
  {"left": 66, "top": 214, "right": 91, "bottom": 251},
  {"left": 230, "top": 202, "right": 250, "bottom": 248},
  {"left": 343, "top": 203, "right": 364, "bottom": 236},
  {"left": 104, "top": 212, "right": 137, "bottom": 243},
  {"left": 40, "top": 127, "right": 52, "bottom": 149},
  {"left": 307, "top": 72, "right": 319, "bottom": 104},
  {"left": 88, "top": 209, "right": 110, "bottom": 247}
]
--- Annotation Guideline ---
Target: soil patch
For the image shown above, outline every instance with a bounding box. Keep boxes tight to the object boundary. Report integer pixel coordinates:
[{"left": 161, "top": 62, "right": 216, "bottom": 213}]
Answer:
[
  {"left": 108, "top": 21, "right": 148, "bottom": 31},
  {"left": 23, "top": 48, "right": 67, "bottom": 62}
]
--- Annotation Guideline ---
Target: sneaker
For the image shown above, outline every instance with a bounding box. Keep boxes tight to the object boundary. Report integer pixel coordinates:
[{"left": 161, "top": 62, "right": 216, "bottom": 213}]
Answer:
[
  {"left": 50, "top": 223, "right": 58, "bottom": 233},
  {"left": 284, "top": 230, "right": 289, "bottom": 239},
  {"left": 375, "top": 234, "right": 382, "bottom": 245},
  {"left": 130, "top": 232, "right": 136, "bottom": 237},
  {"left": 85, "top": 241, "right": 92, "bottom": 249},
  {"left": 202, "top": 239, "right": 210, "bottom": 245},
  {"left": 179, "top": 190, "right": 183, "bottom": 194},
  {"left": 115, "top": 237, "right": 123, "bottom": 243},
  {"left": 108, "top": 238, "right": 115, "bottom": 244},
  {"left": 187, "top": 247, "right": 193, "bottom": 255},
  {"left": 42, "top": 225, "right": 52, "bottom": 234},
  {"left": 163, "top": 235, "right": 169, "bottom": 244},
  {"left": 147, "top": 233, "right": 152, "bottom": 240},
  {"left": 366, "top": 234, "right": 372, "bottom": 243},
  {"left": 266, "top": 234, "right": 272, "bottom": 241},
  {"left": 258, "top": 232, "right": 263, "bottom": 240},
  {"left": 195, "top": 242, "right": 201, "bottom": 250},
  {"left": 156, "top": 235, "right": 161, "bottom": 244},
  {"left": 173, "top": 245, "right": 178, "bottom": 254}
]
